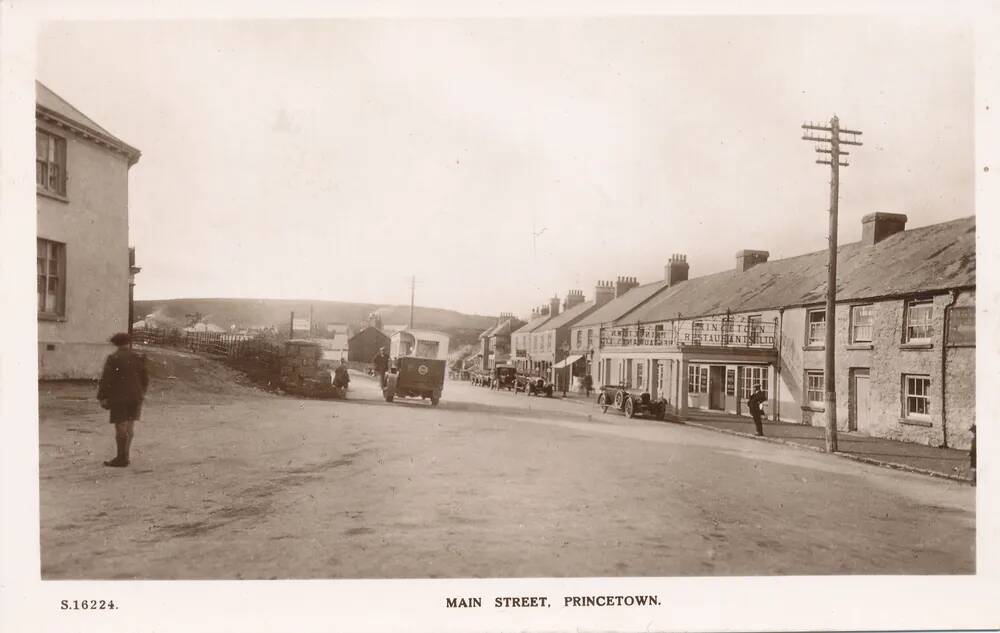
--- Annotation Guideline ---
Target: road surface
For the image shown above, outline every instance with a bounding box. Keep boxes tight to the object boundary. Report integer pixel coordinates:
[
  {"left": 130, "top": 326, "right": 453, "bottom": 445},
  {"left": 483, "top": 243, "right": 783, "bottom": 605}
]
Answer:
[{"left": 39, "top": 349, "right": 974, "bottom": 578}]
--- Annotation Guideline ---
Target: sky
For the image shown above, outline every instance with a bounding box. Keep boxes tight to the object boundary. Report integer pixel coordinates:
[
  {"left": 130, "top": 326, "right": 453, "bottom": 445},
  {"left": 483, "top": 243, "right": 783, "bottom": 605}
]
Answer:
[{"left": 37, "top": 15, "right": 974, "bottom": 317}]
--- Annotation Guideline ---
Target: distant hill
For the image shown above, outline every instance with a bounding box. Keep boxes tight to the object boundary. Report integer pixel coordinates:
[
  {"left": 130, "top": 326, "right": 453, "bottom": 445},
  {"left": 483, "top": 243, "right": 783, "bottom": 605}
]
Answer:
[{"left": 133, "top": 298, "right": 496, "bottom": 347}]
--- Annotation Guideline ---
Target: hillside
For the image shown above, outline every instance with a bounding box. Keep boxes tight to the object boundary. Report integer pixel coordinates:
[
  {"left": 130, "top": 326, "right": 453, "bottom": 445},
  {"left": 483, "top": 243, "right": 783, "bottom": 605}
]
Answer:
[{"left": 134, "top": 298, "right": 496, "bottom": 346}]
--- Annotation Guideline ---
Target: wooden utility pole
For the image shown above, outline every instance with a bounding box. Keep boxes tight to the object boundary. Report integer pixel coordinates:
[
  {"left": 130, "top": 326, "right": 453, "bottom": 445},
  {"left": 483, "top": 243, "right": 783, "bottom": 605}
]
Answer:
[
  {"left": 409, "top": 276, "right": 415, "bottom": 330},
  {"left": 290, "top": 311, "right": 295, "bottom": 339},
  {"left": 802, "top": 116, "right": 863, "bottom": 453}
]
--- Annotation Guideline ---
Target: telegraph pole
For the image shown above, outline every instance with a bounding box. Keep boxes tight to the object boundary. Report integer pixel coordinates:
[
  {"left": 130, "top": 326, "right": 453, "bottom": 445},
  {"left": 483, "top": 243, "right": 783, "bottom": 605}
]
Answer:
[{"left": 801, "top": 116, "right": 863, "bottom": 453}]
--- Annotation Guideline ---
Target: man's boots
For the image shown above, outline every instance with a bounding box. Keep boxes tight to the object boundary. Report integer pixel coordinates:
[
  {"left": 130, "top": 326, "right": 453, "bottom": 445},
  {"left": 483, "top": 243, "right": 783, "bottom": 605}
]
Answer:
[{"left": 103, "top": 435, "right": 129, "bottom": 467}]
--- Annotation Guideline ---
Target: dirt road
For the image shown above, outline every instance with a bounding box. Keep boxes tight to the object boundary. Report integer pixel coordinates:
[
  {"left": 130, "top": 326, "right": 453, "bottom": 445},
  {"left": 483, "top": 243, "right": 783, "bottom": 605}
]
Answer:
[{"left": 38, "top": 348, "right": 974, "bottom": 578}]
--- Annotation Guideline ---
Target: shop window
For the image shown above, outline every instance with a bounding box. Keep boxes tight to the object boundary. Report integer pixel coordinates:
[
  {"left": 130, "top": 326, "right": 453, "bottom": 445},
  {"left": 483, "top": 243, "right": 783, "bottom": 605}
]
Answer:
[
  {"left": 741, "top": 366, "right": 769, "bottom": 399},
  {"left": 903, "top": 374, "right": 931, "bottom": 419},
  {"left": 904, "top": 299, "right": 933, "bottom": 343},
  {"left": 635, "top": 362, "right": 644, "bottom": 389},
  {"left": 725, "top": 369, "right": 736, "bottom": 396}
]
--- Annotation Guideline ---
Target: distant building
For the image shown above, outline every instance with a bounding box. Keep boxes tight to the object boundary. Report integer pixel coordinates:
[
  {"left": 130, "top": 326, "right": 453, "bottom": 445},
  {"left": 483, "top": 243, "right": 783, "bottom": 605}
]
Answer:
[
  {"left": 477, "top": 312, "right": 525, "bottom": 371},
  {"left": 36, "top": 82, "right": 141, "bottom": 378},
  {"left": 348, "top": 326, "right": 390, "bottom": 363}
]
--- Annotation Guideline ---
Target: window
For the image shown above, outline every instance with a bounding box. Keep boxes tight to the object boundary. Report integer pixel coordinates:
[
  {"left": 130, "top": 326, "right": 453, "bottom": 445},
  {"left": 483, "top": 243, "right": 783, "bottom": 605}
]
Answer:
[
  {"left": 807, "top": 309, "right": 826, "bottom": 346},
  {"left": 37, "top": 238, "right": 65, "bottom": 316},
  {"left": 654, "top": 324, "right": 664, "bottom": 344},
  {"left": 36, "top": 130, "right": 67, "bottom": 196},
  {"left": 851, "top": 304, "right": 873, "bottom": 343},
  {"left": 903, "top": 375, "right": 931, "bottom": 419},
  {"left": 586, "top": 329, "right": 593, "bottom": 349},
  {"left": 747, "top": 314, "right": 762, "bottom": 345},
  {"left": 657, "top": 362, "right": 664, "bottom": 393},
  {"left": 741, "top": 366, "right": 769, "bottom": 399},
  {"left": 805, "top": 370, "right": 825, "bottom": 407},
  {"left": 576, "top": 330, "right": 582, "bottom": 349},
  {"left": 725, "top": 369, "right": 736, "bottom": 396},
  {"left": 687, "top": 365, "right": 708, "bottom": 393},
  {"left": 905, "top": 299, "right": 933, "bottom": 343}
]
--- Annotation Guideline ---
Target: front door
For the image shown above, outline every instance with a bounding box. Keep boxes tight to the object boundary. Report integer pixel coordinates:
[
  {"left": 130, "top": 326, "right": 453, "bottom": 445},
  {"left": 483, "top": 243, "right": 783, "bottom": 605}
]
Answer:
[
  {"left": 709, "top": 365, "right": 725, "bottom": 410},
  {"left": 852, "top": 369, "right": 871, "bottom": 433}
]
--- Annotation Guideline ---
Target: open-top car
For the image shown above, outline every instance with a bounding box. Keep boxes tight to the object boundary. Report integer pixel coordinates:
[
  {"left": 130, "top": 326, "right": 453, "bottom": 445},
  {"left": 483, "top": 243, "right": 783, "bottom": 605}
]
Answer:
[
  {"left": 383, "top": 356, "right": 445, "bottom": 406},
  {"left": 517, "top": 374, "right": 554, "bottom": 397},
  {"left": 490, "top": 365, "right": 518, "bottom": 391},
  {"left": 597, "top": 383, "right": 666, "bottom": 419}
]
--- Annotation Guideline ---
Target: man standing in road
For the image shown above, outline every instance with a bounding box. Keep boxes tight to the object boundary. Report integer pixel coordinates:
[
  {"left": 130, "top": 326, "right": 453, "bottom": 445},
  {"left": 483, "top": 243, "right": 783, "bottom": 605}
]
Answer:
[
  {"left": 97, "top": 333, "right": 149, "bottom": 468},
  {"left": 372, "top": 346, "right": 390, "bottom": 389},
  {"left": 748, "top": 383, "right": 767, "bottom": 437}
]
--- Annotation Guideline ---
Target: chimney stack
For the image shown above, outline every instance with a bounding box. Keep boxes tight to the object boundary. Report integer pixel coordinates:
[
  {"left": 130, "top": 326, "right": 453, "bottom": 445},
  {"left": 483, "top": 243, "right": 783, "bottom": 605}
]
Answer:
[
  {"left": 548, "top": 296, "right": 561, "bottom": 318},
  {"left": 664, "top": 254, "right": 689, "bottom": 286},
  {"left": 862, "top": 212, "right": 908, "bottom": 246},
  {"left": 735, "top": 250, "right": 770, "bottom": 273},
  {"left": 563, "top": 289, "right": 585, "bottom": 310},
  {"left": 594, "top": 280, "right": 615, "bottom": 307},
  {"left": 614, "top": 276, "right": 639, "bottom": 298}
]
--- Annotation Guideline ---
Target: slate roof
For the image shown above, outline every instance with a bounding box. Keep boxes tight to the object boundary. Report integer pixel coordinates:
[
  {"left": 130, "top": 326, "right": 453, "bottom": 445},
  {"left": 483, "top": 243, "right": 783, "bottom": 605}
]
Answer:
[
  {"left": 36, "top": 81, "right": 141, "bottom": 163},
  {"left": 535, "top": 300, "right": 599, "bottom": 332},
  {"left": 489, "top": 317, "right": 524, "bottom": 338},
  {"left": 574, "top": 281, "right": 670, "bottom": 328},
  {"left": 621, "top": 216, "right": 975, "bottom": 325},
  {"left": 512, "top": 313, "right": 555, "bottom": 335}
]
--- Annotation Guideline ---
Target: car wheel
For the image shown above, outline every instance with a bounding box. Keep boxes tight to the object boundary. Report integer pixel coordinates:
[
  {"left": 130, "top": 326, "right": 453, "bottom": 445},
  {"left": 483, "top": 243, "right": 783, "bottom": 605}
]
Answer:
[
  {"left": 598, "top": 393, "right": 609, "bottom": 413},
  {"left": 624, "top": 397, "right": 636, "bottom": 418},
  {"left": 614, "top": 390, "right": 625, "bottom": 409}
]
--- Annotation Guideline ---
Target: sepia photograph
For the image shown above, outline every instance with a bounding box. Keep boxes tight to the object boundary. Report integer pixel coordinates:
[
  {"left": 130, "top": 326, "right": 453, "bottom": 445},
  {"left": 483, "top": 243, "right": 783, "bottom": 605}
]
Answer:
[{"left": 2, "top": 0, "right": 998, "bottom": 631}]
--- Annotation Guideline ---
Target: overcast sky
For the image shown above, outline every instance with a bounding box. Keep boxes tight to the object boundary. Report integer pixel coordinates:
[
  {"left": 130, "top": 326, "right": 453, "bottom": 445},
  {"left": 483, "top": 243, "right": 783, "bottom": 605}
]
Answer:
[{"left": 37, "top": 15, "right": 973, "bottom": 317}]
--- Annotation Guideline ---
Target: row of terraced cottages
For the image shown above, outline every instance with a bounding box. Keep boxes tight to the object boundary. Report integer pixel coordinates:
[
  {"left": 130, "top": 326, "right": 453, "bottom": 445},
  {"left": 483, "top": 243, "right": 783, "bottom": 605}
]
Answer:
[{"left": 507, "top": 213, "right": 976, "bottom": 450}]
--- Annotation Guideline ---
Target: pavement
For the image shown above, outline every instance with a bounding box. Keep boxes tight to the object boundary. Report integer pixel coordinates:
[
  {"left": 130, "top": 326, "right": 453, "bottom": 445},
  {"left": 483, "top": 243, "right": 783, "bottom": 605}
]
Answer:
[
  {"left": 38, "top": 347, "right": 975, "bottom": 579},
  {"left": 551, "top": 389, "right": 974, "bottom": 482}
]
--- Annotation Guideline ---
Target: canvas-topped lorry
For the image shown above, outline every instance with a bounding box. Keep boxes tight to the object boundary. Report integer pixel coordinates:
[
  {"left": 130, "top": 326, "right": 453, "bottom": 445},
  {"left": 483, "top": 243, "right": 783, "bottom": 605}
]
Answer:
[{"left": 383, "top": 357, "right": 446, "bottom": 406}]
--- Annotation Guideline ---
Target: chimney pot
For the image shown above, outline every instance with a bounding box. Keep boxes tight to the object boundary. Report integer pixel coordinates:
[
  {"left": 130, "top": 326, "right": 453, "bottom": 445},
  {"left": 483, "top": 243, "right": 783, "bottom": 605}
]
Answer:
[
  {"left": 862, "top": 212, "right": 908, "bottom": 245},
  {"left": 665, "top": 254, "right": 690, "bottom": 286}
]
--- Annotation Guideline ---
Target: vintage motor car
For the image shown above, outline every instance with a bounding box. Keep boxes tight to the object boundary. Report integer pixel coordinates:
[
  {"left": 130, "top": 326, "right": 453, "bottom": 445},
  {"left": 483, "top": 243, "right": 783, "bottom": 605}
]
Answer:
[
  {"left": 597, "top": 383, "right": 666, "bottom": 419},
  {"left": 490, "top": 365, "right": 518, "bottom": 391},
  {"left": 517, "top": 374, "right": 554, "bottom": 397},
  {"left": 383, "top": 356, "right": 446, "bottom": 406}
]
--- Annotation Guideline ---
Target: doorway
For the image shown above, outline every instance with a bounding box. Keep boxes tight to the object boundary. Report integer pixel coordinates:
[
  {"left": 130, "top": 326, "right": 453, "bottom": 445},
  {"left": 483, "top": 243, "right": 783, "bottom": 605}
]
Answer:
[
  {"left": 851, "top": 368, "right": 871, "bottom": 433},
  {"left": 709, "top": 365, "right": 726, "bottom": 410}
]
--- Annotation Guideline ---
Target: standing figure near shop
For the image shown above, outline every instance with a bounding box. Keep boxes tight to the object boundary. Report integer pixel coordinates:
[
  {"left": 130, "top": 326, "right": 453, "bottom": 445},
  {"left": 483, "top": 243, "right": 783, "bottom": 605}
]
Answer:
[
  {"left": 372, "top": 346, "right": 390, "bottom": 389},
  {"left": 96, "top": 333, "right": 149, "bottom": 468},
  {"left": 748, "top": 383, "right": 767, "bottom": 437}
]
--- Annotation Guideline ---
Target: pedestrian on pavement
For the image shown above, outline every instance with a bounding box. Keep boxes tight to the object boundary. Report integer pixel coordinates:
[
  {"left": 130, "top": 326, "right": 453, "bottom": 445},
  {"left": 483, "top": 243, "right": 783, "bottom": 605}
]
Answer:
[
  {"left": 96, "top": 332, "right": 149, "bottom": 468},
  {"left": 372, "top": 346, "right": 390, "bottom": 389},
  {"left": 583, "top": 373, "right": 593, "bottom": 398},
  {"left": 748, "top": 383, "right": 767, "bottom": 437},
  {"left": 333, "top": 359, "right": 350, "bottom": 391}
]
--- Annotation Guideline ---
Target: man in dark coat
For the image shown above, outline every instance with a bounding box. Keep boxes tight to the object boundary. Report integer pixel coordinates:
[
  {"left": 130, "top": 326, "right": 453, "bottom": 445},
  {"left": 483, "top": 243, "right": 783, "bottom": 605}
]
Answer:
[
  {"left": 333, "top": 359, "right": 350, "bottom": 391},
  {"left": 748, "top": 383, "right": 767, "bottom": 437},
  {"left": 372, "top": 346, "right": 390, "bottom": 389},
  {"left": 97, "top": 333, "right": 149, "bottom": 467}
]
